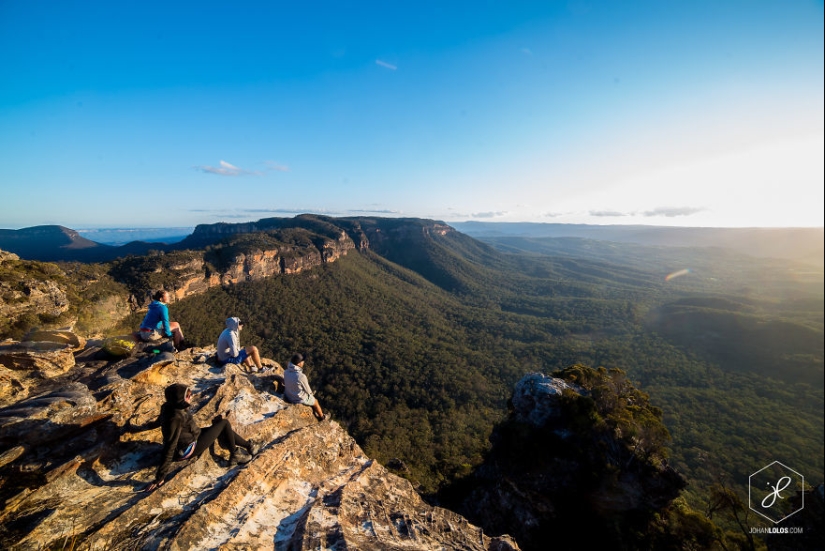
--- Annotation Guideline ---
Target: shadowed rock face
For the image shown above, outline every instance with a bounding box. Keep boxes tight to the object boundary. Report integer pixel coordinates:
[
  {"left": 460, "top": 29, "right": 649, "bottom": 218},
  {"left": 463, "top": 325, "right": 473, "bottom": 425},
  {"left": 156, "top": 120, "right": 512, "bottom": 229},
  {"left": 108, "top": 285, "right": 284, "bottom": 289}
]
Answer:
[
  {"left": 444, "top": 370, "right": 686, "bottom": 551},
  {"left": 0, "top": 336, "right": 519, "bottom": 550}
]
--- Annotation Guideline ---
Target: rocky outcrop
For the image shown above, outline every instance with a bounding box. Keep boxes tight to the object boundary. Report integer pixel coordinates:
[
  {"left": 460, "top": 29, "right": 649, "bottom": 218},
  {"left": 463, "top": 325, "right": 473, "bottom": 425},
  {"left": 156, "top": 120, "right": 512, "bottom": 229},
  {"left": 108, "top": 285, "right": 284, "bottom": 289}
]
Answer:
[
  {"left": 0, "top": 334, "right": 519, "bottom": 550},
  {"left": 0, "top": 251, "right": 132, "bottom": 341},
  {"left": 342, "top": 217, "right": 455, "bottom": 254},
  {"left": 0, "top": 341, "right": 76, "bottom": 379},
  {"left": 510, "top": 372, "right": 584, "bottom": 428},
  {"left": 122, "top": 226, "right": 358, "bottom": 307},
  {"left": 0, "top": 250, "right": 70, "bottom": 330},
  {"left": 0, "top": 331, "right": 91, "bottom": 407},
  {"left": 442, "top": 367, "right": 685, "bottom": 551}
]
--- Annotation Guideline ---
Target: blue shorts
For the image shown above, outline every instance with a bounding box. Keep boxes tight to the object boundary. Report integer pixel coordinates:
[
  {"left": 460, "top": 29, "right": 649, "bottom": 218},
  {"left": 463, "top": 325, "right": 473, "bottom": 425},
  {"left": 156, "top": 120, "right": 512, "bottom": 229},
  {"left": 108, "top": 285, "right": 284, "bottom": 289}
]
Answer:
[{"left": 224, "top": 349, "right": 249, "bottom": 365}]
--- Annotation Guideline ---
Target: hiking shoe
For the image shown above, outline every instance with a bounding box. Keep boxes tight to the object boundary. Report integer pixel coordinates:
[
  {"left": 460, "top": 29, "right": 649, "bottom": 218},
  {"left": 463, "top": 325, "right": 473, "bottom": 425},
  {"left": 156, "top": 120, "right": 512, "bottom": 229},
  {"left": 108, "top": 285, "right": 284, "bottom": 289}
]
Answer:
[
  {"left": 248, "top": 440, "right": 262, "bottom": 457},
  {"left": 228, "top": 450, "right": 251, "bottom": 467}
]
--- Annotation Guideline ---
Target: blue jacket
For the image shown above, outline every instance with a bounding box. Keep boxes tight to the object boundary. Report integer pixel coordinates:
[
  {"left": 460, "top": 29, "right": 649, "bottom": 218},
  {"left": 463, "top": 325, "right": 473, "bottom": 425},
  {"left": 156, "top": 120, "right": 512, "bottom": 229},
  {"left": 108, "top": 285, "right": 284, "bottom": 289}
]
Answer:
[{"left": 140, "top": 300, "right": 172, "bottom": 337}]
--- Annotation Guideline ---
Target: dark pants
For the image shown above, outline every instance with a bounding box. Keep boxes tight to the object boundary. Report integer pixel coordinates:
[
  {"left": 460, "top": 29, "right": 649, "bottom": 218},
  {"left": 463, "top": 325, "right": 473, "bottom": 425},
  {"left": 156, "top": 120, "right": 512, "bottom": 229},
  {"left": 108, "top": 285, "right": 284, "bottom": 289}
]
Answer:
[{"left": 192, "top": 418, "right": 249, "bottom": 457}]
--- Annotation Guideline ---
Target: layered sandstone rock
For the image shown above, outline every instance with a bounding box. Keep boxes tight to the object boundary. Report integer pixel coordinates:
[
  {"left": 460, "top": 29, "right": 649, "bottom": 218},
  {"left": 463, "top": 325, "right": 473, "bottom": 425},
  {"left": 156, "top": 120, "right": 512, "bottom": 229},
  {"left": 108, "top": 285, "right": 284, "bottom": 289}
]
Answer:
[
  {"left": 138, "top": 236, "right": 353, "bottom": 307},
  {"left": 0, "top": 341, "right": 76, "bottom": 380},
  {"left": 0, "top": 338, "right": 518, "bottom": 550}
]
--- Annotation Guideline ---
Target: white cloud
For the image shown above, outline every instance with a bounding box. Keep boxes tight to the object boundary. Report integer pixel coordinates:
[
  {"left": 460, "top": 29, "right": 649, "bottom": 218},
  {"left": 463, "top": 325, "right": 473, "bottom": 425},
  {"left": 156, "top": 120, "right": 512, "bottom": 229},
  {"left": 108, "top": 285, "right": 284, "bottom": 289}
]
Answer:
[
  {"left": 347, "top": 208, "right": 403, "bottom": 215},
  {"left": 375, "top": 59, "right": 397, "bottom": 70},
  {"left": 471, "top": 211, "right": 508, "bottom": 219},
  {"left": 589, "top": 210, "right": 627, "bottom": 217},
  {"left": 196, "top": 160, "right": 261, "bottom": 176},
  {"left": 643, "top": 206, "right": 706, "bottom": 218}
]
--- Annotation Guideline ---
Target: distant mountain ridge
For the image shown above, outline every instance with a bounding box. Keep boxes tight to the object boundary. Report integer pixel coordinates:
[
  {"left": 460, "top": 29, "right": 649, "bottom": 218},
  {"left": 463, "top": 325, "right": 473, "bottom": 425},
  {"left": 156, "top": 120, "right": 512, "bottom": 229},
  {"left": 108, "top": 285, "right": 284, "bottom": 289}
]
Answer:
[
  {"left": 0, "top": 216, "right": 453, "bottom": 263},
  {"left": 3, "top": 219, "right": 823, "bottom": 266},
  {"left": 77, "top": 227, "right": 192, "bottom": 246},
  {"left": 0, "top": 225, "right": 112, "bottom": 259},
  {"left": 452, "top": 222, "right": 825, "bottom": 267}
]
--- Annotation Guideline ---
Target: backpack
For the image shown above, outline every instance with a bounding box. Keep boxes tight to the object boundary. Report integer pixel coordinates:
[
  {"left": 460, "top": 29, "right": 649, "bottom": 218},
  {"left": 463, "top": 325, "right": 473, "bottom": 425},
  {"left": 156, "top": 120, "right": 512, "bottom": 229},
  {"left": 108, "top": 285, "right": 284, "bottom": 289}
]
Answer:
[{"left": 102, "top": 335, "right": 136, "bottom": 357}]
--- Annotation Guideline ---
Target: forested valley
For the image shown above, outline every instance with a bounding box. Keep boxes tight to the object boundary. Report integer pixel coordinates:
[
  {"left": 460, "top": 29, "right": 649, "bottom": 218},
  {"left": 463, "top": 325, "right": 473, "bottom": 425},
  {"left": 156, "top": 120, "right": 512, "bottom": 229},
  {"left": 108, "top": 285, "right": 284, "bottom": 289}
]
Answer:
[{"left": 129, "top": 225, "right": 823, "bottom": 514}]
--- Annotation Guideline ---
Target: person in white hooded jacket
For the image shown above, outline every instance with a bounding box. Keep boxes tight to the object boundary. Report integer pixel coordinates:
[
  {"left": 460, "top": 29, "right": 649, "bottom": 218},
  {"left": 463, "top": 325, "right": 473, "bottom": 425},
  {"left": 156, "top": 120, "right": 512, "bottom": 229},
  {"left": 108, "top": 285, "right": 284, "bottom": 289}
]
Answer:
[
  {"left": 216, "top": 317, "right": 264, "bottom": 372},
  {"left": 284, "top": 353, "right": 325, "bottom": 421}
]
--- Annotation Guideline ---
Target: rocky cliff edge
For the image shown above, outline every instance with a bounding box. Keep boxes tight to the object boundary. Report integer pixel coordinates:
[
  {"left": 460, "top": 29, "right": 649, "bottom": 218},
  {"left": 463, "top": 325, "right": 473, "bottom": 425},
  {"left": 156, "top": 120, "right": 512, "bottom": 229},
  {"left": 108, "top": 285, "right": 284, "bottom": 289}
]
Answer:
[{"left": 0, "top": 332, "right": 518, "bottom": 550}]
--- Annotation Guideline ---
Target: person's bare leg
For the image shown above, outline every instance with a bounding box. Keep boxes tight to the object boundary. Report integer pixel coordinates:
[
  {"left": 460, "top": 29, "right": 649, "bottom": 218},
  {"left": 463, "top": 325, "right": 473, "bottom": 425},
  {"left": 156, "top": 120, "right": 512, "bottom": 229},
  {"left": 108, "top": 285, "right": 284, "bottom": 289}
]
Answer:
[
  {"left": 312, "top": 401, "right": 325, "bottom": 420},
  {"left": 170, "top": 322, "right": 184, "bottom": 349},
  {"left": 242, "top": 357, "right": 254, "bottom": 372},
  {"left": 246, "top": 345, "right": 263, "bottom": 370}
]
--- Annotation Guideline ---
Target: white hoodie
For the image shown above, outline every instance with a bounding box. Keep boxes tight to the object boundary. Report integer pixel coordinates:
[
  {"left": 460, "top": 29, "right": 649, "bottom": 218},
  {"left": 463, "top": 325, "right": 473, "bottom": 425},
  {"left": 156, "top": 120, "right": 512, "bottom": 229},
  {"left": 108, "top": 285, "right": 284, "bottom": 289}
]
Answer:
[{"left": 216, "top": 317, "right": 241, "bottom": 362}]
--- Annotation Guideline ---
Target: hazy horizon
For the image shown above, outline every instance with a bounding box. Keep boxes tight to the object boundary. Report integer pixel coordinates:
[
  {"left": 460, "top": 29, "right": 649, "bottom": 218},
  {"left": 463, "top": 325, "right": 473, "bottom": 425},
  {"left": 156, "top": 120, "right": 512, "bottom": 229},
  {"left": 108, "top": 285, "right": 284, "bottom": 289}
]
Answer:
[
  {"left": 2, "top": 2, "right": 822, "bottom": 229},
  {"left": 2, "top": 218, "right": 823, "bottom": 232}
]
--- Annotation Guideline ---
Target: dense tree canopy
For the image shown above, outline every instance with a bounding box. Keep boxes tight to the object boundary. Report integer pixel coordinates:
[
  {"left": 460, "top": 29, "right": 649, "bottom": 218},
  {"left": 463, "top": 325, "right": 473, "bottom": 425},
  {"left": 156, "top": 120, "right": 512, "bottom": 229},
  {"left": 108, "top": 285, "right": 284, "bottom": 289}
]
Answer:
[{"left": 155, "top": 232, "right": 822, "bottom": 502}]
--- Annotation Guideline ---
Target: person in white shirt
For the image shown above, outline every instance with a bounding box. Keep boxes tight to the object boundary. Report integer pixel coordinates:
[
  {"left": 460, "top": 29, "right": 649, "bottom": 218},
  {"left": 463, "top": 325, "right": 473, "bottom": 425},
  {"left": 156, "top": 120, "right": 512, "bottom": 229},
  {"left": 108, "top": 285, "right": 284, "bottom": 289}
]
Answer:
[
  {"left": 216, "top": 317, "right": 263, "bottom": 372},
  {"left": 283, "top": 353, "right": 325, "bottom": 421}
]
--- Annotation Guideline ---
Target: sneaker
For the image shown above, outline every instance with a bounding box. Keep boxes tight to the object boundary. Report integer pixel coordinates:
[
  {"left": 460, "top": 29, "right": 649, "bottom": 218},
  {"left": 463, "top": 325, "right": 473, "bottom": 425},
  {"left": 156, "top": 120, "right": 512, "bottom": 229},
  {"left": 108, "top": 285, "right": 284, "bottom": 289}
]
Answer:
[
  {"left": 228, "top": 450, "right": 251, "bottom": 467},
  {"left": 248, "top": 439, "right": 262, "bottom": 457}
]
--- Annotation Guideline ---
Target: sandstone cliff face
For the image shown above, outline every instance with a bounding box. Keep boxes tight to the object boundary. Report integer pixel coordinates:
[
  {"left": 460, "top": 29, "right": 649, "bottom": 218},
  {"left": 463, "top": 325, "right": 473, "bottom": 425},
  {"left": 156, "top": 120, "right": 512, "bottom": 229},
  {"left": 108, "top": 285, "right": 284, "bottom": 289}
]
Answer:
[
  {"left": 128, "top": 217, "right": 456, "bottom": 307},
  {"left": 133, "top": 231, "right": 356, "bottom": 306},
  {"left": 3, "top": 217, "right": 446, "bottom": 339},
  {"left": 0, "top": 335, "right": 518, "bottom": 550},
  {"left": 346, "top": 218, "right": 455, "bottom": 255}
]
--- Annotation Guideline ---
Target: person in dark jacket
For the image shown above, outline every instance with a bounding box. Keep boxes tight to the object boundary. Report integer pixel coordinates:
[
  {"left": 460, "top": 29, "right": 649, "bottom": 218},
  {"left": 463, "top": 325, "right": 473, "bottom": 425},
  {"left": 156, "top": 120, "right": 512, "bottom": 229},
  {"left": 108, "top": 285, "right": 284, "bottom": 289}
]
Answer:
[{"left": 144, "top": 383, "right": 260, "bottom": 491}]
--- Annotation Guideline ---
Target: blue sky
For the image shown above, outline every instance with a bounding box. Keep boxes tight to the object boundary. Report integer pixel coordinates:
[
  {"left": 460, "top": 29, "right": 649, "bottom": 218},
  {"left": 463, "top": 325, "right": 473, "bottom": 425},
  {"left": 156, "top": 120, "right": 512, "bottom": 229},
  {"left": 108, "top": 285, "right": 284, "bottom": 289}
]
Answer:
[{"left": 1, "top": 1, "right": 822, "bottom": 229}]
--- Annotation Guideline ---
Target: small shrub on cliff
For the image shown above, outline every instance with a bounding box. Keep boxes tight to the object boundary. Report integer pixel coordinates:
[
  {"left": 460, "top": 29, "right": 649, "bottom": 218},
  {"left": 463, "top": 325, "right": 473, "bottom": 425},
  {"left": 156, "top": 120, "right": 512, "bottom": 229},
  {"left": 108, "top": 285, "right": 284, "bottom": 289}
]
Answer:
[{"left": 555, "top": 364, "right": 671, "bottom": 467}]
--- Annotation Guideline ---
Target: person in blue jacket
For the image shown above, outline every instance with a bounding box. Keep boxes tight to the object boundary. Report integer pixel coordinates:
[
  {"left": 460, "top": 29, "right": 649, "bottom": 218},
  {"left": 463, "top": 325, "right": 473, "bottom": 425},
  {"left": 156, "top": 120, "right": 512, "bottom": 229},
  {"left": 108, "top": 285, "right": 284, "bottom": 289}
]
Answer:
[{"left": 138, "top": 290, "right": 185, "bottom": 349}]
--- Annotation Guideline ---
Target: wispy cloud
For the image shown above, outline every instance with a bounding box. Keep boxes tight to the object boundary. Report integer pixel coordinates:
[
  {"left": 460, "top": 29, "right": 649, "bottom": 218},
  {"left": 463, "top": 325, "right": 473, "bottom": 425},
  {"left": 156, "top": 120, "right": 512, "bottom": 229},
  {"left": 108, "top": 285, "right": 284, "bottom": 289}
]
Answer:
[
  {"left": 347, "top": 208, "right": 403, "bottom": 215},
  {"left": 471, "top": 211, "right": 508, "bottom": 219},
  {"left": 521, "top": 47, "right": 533, "bottom": 55},
  {"left": 189, "top": 208, "right": 291, "bottom": 215},
  {"left": 195, "top": 160, "right": 261, "bottom": 176},
  {"left": 196, "top": 159, "right": 291, "bottom": 176},
  {"left": 375, "top": 59, "right": 397, "bottom": 70},
  {"left": 264, "top": 161, "right": 290, "bottom": 172},
  {"left": 589, "top": 210, "right": 627, "bottom": 217},
  {"left": 643, "top": 206, "right": 706, "bottom": 218}
]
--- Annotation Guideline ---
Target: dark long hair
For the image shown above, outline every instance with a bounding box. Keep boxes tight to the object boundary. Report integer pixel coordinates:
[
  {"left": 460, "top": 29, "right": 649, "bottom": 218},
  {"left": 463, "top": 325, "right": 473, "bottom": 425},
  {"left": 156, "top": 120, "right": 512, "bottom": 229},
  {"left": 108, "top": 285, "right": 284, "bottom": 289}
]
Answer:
[{"left": 159, "top": 383, "right": 189, "bottom": 431}]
